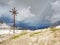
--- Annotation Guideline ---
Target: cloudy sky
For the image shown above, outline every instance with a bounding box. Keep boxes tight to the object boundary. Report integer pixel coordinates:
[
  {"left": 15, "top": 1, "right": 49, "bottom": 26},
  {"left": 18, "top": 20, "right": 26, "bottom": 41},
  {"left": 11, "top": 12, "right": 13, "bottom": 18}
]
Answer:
[{"left": 0, "top": 0, "right": 60, "bottom": 29}]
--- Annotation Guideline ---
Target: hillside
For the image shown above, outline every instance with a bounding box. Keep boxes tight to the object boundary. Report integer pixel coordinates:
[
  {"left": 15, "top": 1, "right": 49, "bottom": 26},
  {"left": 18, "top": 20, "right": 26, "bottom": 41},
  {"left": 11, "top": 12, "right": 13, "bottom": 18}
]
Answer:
[{"left": 0, "top": 27, "right": 60, "bottom": 45}]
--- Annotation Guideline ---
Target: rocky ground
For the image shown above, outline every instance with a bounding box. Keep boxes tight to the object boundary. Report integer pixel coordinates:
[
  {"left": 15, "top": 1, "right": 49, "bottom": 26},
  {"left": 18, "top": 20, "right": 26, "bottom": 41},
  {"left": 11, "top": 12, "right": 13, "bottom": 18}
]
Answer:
[{"left": 0, "top": 27, "right": 60, "bottom": 45}]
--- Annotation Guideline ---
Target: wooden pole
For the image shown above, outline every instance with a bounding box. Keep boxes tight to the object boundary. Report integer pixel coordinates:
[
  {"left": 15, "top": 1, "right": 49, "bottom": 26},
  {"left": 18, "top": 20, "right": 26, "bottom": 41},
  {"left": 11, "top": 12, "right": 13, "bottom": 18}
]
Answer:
[
  {"left": 13, "top": 14, "right": 15, "bottom": 33},
  {"left": 9, "top": 7, "right": 18, "bottom": 34}
]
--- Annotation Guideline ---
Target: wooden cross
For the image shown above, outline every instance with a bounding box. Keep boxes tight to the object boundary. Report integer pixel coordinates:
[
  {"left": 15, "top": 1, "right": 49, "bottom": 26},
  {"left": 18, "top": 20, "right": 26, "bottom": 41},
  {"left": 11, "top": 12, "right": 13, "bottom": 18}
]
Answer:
[{"left": 9, "top": 7, "right": 18, "bottom": 33}]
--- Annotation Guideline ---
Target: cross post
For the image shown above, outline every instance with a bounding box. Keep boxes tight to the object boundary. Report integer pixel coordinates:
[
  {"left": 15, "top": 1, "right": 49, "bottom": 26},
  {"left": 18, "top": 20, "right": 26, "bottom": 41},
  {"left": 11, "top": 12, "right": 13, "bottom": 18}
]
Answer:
[{"left": 9, "top": 7, "right": 18, "bottom": 33}]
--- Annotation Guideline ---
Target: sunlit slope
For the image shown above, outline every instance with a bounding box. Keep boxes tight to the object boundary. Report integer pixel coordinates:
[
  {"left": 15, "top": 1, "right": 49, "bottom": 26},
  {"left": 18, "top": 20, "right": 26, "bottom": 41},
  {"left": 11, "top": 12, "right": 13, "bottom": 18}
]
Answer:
[{"left": 0, "top": 27, "right": 60, "bottom": 45}]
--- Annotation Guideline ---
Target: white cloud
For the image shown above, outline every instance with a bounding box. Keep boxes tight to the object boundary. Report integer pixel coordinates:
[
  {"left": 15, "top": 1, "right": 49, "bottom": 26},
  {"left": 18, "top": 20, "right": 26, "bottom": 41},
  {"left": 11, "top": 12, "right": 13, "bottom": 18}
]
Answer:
[
  {"left": 16, "top": 6, "right": 35, "bottom": 21},
  {"left": 51, "top": 0, "right": 60, "bottom": 23}
]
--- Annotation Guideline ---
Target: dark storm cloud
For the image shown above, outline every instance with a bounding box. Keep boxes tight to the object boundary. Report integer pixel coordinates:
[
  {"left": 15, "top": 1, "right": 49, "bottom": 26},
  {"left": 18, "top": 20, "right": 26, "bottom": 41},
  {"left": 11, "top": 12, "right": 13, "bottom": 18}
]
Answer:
[
  {"left": 14, "top": 0, "right": 51, "bottom": 14},
  {"left": 14, "top": 0, "right": 56, "bottom": 21},
  {"left": 0, "top": 0, "right": 9, "bottom": 6},
  {"left": 0, "top": 0, "right": 58, "bottom": 29},
  {"left": 0, "top": 0, "right": 56, "bottom": 15}
]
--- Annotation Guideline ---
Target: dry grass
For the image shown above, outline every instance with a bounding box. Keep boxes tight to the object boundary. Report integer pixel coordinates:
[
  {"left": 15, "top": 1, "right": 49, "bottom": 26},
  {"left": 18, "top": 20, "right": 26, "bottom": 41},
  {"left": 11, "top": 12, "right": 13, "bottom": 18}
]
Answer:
[{"left": 0, "top": 28, "right": 60, "bottom": 45}]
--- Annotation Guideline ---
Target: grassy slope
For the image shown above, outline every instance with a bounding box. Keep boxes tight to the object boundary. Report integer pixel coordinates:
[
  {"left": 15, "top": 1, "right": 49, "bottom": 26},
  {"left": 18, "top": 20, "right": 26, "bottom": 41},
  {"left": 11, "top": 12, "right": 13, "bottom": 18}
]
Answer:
[{"left": 0, "top": 27, "right": 60, "bottom": 45}]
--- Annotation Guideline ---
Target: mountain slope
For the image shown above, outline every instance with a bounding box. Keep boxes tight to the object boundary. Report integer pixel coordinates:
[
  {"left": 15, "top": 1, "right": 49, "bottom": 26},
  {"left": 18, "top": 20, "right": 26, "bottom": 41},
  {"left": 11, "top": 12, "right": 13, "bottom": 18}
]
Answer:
[
  {"left": 50, "top": 21, "right": 60, "bottom": 27},
  {"left": 0, "top": 27, "right": 60, "bottom": 45}
]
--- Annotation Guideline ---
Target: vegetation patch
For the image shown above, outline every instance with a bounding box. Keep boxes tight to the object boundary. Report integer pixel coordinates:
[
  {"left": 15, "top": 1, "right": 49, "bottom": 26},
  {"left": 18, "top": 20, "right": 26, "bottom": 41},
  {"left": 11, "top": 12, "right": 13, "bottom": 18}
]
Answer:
[
  {"left": 10, "top": 35, "right": 19, "bottom": 39},
  {"left": 50, "top": 27, "right": 57, "bottom": 32},
  {"left": 0, "top": 31, "right": 28, "bottom": 44},
  {"left": 0, "top": 40, "right": 6, "bottom": 44},
  {"left": 50, "top": 27, "right": 60, "bottom": 32},
  {"left": 30, "top": 32, "right": 40, "bottom": 37},
  {"left": 11, "top": 31, "right": 28, "bottom": 39},
  {"left": 0, "top": 35, "right": 1, "bottom": 36}
]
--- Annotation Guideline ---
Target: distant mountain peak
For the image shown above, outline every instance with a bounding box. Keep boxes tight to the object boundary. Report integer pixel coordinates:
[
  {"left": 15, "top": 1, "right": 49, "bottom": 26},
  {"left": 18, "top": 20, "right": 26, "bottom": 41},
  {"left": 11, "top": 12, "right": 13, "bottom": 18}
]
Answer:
[{"left": 50, "top": 21, "right": 60, "bottom": 27}]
